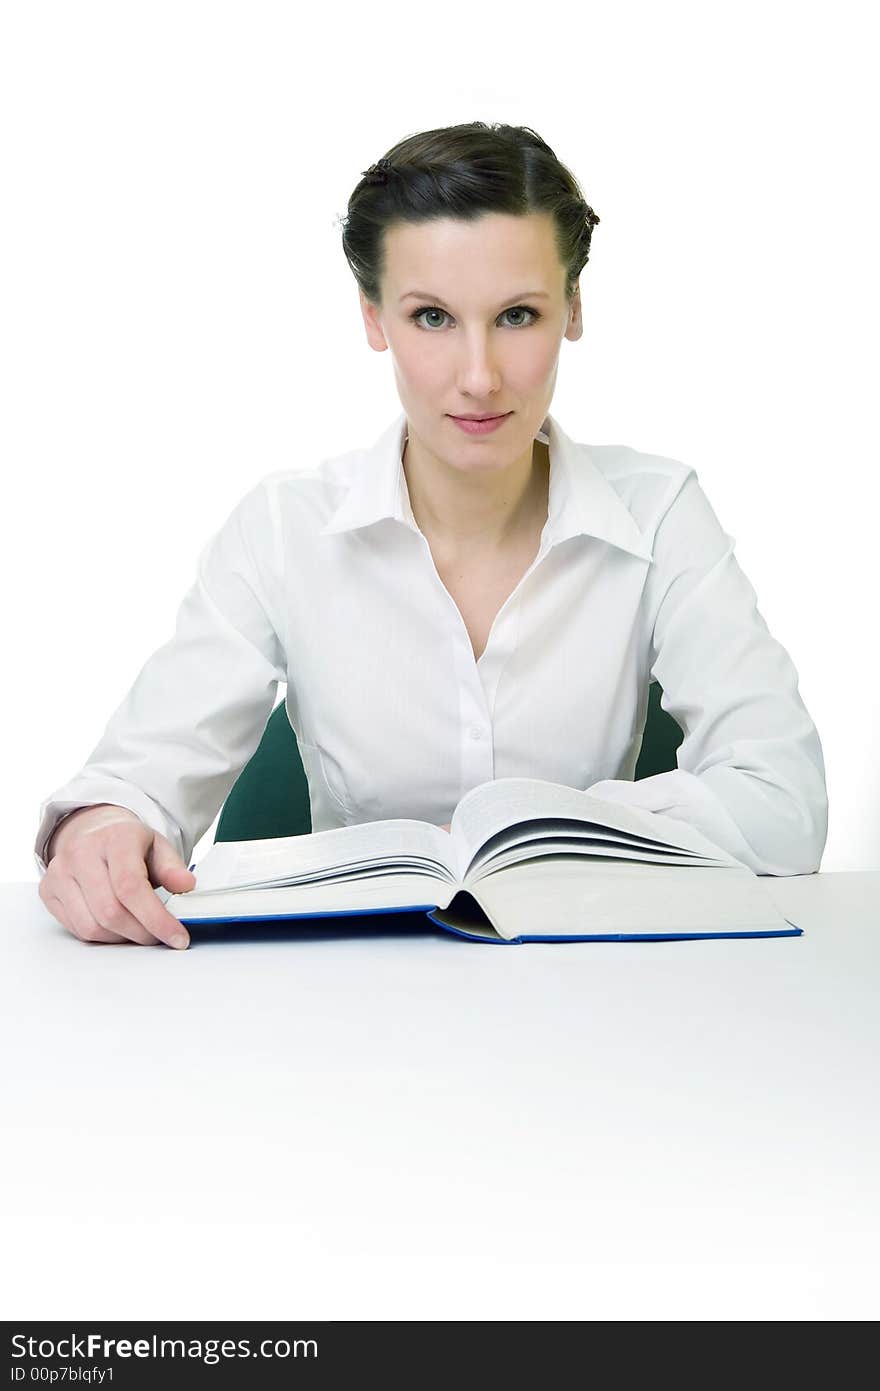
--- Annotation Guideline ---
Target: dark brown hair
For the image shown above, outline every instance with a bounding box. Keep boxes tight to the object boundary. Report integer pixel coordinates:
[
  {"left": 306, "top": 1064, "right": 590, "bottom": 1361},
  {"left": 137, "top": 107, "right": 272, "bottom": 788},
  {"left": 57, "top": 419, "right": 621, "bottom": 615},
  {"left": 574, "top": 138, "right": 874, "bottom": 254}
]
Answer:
[{"left": 338, "top": 122, "right": 600, "bottom": 309}]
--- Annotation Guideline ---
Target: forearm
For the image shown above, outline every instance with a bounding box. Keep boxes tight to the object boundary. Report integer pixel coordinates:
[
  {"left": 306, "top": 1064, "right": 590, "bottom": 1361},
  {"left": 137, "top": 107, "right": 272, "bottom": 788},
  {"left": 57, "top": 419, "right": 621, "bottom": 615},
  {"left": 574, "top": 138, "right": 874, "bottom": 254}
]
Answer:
[{"left": 588, "top": 760, "right": 827, "bottom": 876}]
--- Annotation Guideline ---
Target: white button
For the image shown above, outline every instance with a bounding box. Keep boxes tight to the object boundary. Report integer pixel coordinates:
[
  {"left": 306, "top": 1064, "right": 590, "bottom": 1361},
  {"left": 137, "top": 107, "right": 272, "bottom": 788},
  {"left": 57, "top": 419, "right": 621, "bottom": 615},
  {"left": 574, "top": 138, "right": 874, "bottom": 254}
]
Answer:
[{"left": 469, "top": 726, "right": 484, "bottom": 740}]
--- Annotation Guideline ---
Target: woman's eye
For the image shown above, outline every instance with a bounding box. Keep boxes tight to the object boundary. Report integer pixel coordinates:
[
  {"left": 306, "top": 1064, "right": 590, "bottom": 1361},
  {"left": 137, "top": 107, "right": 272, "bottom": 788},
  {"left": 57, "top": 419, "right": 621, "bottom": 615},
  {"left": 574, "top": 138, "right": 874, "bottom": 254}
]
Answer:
[{"left": 410, "top": 305, "right": 540, "bottom": 330}]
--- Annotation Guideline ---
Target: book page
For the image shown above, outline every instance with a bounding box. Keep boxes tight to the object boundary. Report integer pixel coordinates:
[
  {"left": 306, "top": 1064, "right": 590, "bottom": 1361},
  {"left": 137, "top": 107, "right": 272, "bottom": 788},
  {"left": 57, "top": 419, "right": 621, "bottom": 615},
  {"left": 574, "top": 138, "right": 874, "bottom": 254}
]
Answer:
[
  {"left": 467, "top": 856, "right": 788, "bottom": 941},
  {"left": 167, "top": 870, "right": 460, "bottom": 923},
  {"left": 469, "top": 833, "right": 731, "bottom": 881},
  {"left": 449, "top": 777, "right": 743, "bottom": 881},
  {"left": 191, "top": 818, "right": 457, "bottom": 893}
]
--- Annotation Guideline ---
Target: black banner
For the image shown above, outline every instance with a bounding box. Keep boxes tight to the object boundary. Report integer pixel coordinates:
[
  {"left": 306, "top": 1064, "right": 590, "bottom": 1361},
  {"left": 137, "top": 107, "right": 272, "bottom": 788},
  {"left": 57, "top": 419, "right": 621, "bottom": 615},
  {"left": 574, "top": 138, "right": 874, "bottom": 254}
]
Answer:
[{"left": 2, "top": 1318, "right": 846, "bottom": 1386}]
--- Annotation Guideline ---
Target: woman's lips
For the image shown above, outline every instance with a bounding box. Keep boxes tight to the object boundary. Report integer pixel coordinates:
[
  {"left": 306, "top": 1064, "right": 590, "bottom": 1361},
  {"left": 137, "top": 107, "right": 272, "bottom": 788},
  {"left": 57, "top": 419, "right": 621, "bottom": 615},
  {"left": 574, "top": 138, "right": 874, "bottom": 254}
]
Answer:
[{"left": 449, "top": 412, "right": 512, "bottom": 435}]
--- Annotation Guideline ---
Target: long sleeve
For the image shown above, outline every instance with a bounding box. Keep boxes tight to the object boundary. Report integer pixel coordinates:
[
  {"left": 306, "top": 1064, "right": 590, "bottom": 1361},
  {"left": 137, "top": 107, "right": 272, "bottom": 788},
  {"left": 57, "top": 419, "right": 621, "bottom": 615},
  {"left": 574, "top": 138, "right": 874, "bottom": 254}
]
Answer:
[
  {"left": 587, "top": 469, "right": 828, "bottom": 876},
  {"left": 34, "top": 477, "right": 288, "bottom": 875}
]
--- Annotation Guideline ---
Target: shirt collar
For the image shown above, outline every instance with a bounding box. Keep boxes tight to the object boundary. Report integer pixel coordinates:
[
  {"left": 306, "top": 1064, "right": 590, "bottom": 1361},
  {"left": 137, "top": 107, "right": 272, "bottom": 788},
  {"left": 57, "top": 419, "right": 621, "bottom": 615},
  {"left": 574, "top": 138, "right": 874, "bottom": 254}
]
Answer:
[{"left": 319, "top": 409, "right": 653, "bottom": 562}]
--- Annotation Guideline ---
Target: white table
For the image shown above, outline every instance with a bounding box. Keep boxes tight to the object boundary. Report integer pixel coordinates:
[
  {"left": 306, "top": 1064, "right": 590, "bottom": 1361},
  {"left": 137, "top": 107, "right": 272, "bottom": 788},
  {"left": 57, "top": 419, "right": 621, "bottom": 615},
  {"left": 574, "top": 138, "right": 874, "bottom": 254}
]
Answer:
[{"left": 3, "top": 873, "right": 878, "bottom": 1321}]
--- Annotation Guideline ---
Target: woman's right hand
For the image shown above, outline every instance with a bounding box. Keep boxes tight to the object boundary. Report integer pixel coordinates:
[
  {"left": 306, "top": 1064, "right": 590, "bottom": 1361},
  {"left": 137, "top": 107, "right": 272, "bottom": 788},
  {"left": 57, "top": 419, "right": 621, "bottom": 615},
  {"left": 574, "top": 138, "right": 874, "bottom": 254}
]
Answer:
[{"left": 39, "top": 804, "right": 196, "bottom": 948}]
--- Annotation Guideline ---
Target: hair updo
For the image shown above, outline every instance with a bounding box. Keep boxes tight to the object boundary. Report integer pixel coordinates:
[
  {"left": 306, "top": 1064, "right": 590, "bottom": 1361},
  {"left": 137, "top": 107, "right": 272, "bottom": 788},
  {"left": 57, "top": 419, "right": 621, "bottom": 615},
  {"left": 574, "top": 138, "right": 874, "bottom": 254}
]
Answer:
[{"left": 337, "top": 121, "right": 601, "bottom": 310}]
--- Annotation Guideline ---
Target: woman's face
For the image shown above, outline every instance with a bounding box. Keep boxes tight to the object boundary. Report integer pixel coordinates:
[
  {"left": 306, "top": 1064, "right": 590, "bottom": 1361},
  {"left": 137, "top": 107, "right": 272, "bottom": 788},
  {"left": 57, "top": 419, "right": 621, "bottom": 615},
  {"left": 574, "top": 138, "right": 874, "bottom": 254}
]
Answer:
[{"left": 359, "top": 211, "right": 582, "bottom": 476}]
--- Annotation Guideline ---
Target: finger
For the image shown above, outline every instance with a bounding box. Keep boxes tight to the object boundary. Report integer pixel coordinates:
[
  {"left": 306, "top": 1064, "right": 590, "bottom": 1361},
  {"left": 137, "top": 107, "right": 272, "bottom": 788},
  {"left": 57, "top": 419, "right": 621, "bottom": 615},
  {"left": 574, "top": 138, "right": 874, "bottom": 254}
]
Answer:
[
  {"left": 47, "top": 884, "right": 132, "bottom": 944},
  {"left": 71, "top": 852, "right": 163, "bottom": 946},
  {"left": 108, "top": 855, "right": 190, "bottom": 949},
  {"left": 145, "top": 834, "right": 196, "bottom": 893}
]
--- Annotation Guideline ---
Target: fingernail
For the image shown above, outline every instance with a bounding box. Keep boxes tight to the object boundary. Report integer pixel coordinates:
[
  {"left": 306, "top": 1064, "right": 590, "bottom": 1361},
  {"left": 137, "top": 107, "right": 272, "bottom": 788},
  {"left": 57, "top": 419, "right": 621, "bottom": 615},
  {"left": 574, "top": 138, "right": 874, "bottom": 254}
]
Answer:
[{"left": 172, "top": 932, "right": 189, "bottom": 949}]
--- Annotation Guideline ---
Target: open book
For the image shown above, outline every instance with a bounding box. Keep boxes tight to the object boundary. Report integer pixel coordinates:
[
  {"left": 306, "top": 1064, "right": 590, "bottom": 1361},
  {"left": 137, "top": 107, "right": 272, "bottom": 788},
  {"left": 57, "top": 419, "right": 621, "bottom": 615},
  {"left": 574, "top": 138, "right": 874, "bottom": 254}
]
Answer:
[{"left": 162, "top": 777, "right": 802, "bottom": 944}]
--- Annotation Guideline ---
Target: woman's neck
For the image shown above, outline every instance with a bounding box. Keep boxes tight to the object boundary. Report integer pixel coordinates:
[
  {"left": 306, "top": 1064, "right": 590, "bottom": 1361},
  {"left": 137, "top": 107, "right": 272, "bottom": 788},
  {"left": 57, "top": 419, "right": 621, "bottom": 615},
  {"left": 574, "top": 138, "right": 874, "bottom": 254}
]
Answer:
[{"left": 403, "top": 434, "right": 550, "bottom": 555}]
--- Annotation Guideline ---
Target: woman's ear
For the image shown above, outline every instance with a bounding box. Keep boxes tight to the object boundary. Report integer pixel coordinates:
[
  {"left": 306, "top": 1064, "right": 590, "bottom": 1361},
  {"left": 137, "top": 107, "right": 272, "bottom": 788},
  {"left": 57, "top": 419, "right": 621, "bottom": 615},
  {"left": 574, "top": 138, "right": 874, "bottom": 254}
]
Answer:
[
  {"left": 565, "top": 285, "right": 583, "bottom": 342},
  {"left": 359, "top": 289, "right": 389, "bottom": 353}
]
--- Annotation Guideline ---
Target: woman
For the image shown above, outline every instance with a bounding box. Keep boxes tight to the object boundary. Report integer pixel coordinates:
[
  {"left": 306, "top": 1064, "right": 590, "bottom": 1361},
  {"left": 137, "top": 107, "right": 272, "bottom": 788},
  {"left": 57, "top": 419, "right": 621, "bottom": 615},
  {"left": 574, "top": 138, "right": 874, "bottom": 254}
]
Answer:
[{"left": 35, "top": 121, "right": 828, "bottom": 949}]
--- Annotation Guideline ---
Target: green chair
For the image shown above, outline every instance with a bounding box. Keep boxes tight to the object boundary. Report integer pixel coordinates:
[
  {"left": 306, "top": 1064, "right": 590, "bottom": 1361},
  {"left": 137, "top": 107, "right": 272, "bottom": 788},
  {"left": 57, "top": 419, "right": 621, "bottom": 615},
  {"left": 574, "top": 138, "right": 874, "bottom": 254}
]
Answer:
[{"left": 214, "top": 681, "right": 684, "bottom": 843}]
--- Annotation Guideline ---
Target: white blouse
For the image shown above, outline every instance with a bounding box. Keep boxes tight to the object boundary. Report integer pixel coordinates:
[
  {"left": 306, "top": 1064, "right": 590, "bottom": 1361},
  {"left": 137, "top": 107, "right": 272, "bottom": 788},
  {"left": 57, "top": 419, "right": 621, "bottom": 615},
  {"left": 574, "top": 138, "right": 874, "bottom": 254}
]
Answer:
[{"left": 34, "top": 409, "right": 828, "bottom": 877}]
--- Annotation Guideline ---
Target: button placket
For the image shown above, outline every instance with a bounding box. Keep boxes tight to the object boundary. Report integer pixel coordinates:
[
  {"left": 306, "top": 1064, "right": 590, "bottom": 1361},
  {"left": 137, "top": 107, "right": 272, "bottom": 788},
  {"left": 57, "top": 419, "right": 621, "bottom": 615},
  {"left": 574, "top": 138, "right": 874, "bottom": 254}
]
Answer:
[
  {"left": 451, "top": 622, "right": 493, "bottom": 793},
  {"left": 410, "top": 511, "right": 556, "bottom": 801}
]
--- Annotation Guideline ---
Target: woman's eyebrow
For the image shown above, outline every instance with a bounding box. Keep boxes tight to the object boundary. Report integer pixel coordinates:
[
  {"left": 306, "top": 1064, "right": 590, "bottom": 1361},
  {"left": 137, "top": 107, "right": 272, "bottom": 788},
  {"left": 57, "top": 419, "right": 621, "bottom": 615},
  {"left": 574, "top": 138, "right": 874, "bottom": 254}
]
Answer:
[{"left": 399, "top": 290, "right": 551, "bottom": 304}]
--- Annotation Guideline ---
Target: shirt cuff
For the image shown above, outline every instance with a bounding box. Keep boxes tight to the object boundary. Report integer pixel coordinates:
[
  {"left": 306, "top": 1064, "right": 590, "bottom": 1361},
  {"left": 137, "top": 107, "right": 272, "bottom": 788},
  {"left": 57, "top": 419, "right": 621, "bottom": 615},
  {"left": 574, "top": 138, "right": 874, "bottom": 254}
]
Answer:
[
  {"left": 585, "top": 769, "right": 813, "bottom": 876},
  {"left": 34, "top": 789, "right": 182, "bottom": 877}
]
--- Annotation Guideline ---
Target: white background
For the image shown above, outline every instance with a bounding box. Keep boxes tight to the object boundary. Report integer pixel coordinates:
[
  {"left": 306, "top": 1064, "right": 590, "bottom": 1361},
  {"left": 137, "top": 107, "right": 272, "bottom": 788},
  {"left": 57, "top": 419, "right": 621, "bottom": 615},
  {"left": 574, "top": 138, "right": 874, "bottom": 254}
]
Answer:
[{"left": 4, "top": 0, "right": 877, "bottom": 881}]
